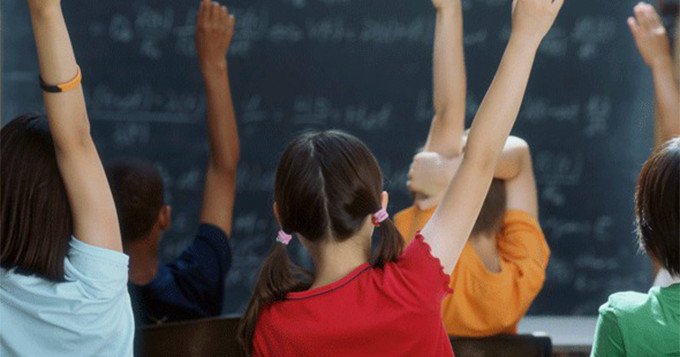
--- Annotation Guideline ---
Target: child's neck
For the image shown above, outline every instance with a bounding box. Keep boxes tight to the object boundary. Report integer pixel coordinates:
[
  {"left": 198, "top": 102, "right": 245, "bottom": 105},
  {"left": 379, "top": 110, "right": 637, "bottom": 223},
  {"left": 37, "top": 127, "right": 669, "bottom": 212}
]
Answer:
[
  {"left": 309, "top": 235, "right": 371, "bottom": 290},
  {"left": 127, "top": 236, "right": 161, "bottom": 286}
]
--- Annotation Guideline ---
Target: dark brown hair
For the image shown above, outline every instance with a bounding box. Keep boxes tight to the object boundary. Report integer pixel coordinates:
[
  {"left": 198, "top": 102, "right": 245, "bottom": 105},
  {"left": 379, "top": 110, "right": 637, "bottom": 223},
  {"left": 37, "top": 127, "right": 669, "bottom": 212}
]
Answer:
[
  {"left": 471, "top": 179, "right": 507, "bottom": 237},
  {"left": 1, "top": 114, "right": 72, "bottom": 281},
  {"left": 105, "top": 158, "right": 165, "bottom": 243},
  {"left": 237, "top": 131, "right": 405, "bottom": 355},
  {"left": 635, "top": 137, "right": 679, "bottom": 276}
]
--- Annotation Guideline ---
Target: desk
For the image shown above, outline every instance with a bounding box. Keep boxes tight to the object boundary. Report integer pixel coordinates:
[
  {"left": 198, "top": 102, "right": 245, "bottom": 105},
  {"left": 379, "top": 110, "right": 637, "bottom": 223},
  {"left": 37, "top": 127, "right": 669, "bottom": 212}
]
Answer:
[{"left": 518, "top": 316, "right": 597, "bottom": 355}]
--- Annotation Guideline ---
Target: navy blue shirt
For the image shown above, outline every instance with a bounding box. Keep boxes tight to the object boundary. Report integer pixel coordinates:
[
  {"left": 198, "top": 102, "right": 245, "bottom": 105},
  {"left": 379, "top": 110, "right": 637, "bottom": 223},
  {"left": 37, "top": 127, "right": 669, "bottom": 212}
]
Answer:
[{"left": 129, "top": 223, "right": 231, "bottom": 325}]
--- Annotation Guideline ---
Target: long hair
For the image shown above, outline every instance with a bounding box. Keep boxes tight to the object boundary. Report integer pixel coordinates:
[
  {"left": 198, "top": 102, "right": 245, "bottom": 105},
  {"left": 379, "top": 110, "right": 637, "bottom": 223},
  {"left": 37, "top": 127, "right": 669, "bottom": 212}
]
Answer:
[
  {"left": 1, "top": 114, "right": 72, "bottom": 281},
  {"left": 237, "top": 130, "right": 405, "bottom": 355},
  {"left": 635, "top": 137, "right": 679, "bottom": 276}
]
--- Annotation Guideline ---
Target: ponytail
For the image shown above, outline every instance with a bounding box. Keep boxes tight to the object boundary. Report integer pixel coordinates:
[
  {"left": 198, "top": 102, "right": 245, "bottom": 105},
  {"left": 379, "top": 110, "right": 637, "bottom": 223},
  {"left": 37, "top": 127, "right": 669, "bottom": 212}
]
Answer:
[
  {"left": 372, "top": 218, "right": 404, "bottom": 269},
  {"left": 237, "top": 243, "right": 310, "bottom": 356},
  {"left": 241, "top": 131, "right": 407, "bottom": 354}
]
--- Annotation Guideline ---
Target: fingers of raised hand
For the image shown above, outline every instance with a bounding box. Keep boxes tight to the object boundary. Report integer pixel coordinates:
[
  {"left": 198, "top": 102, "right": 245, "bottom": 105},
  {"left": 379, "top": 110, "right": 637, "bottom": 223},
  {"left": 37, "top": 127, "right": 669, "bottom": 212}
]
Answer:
[
  {"left": 550, "top": 0, "right": 564, "bottom": 13},
  {"left": 643, "top": 4, "right": 665, "bottom": 34},
  {"left": 627, "top": 16, "right": 640, "bottom": 36},
  {"left": 634, "top": 3, "right": 654, "bottom": 30},
  {"left": 227, "top": 14, "right": 236, "bottom": 35}
]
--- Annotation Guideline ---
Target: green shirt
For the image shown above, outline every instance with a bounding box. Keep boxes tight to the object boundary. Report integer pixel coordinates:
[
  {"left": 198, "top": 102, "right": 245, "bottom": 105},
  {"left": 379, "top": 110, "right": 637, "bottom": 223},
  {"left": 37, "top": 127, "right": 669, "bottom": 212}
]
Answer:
[{"left": 591, "top": 284, "right": 680, "bottom": 356}]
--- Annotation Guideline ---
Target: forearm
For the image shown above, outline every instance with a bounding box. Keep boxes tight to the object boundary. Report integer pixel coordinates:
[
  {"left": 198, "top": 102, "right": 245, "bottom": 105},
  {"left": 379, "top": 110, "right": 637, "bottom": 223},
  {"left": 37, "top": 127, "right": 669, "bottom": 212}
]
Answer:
[
  {"left": 29, "top": 4, "right": 89, "bottom": 150},
  {"left": 464, "top": 37, "right": 537, "bottom": 172},
  {"left": 651, "top": 59, "right": 680, "bottom": 141},
  {"left": 202, "top": 66, "right": 240, "bottom": 173},
  {"left": 425, "top": 3, "right": 466, "bottom": 157}
]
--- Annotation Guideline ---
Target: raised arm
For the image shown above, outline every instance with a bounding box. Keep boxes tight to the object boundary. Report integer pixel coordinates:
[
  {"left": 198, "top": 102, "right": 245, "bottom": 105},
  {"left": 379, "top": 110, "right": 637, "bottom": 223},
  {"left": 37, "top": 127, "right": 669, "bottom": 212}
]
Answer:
[
  {"left": 28, "top": 0, "right": 122, "bottom": 251},
  {"left": 499, "top": 137, "right": 538, "bottom": 217},
  {"left": 628, "top": 2, "right": 680, "bottom": 141},
  {"left": 421, "top": 0, "right": 562, "bottom": 274},
  {"left": 423, "top": 0, "right": 466, "bottom": 157},
  {"left": 409, "top": 136, "right": 537, "bottom": 217},
  {"left": 196, "top": 0, "right": 239, "bottom": 236}
]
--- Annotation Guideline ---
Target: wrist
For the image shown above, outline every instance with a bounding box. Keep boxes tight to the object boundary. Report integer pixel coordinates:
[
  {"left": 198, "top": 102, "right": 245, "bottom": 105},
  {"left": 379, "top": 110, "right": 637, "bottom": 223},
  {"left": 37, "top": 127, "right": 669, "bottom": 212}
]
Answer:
[
  {"left": 435, "top": 1, "right": 461, "bottom": 15},
  {"left": 649, "top": 55, "right": 674, "bottom": 71},
  {"left": 200, "top": 60, "right": 228, "bottom": 76},
  {"left": 508, "top": 33, "right": 541, "bottom": 54}
]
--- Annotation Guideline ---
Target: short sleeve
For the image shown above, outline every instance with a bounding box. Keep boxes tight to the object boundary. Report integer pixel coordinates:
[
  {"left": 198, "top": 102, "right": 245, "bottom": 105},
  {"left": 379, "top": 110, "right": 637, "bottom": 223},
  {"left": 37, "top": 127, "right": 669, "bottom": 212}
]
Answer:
[
  {"left": 393, "top": 233, "right": 453, "bottom": 307},
  {"left": 64, "top": 237, "right": 130, "bottom": 299},
  {"left": 153, "top": 223, "right": 231, "bottom": 315},
  {"left": 394, "top": 206, "right": 436, "bottom": 245},
  {"left": 498, "top": 210, "right": 550, "bottom": 268},
  {"left": 591, "top": 302, "right": 626, "bottom": 357}
]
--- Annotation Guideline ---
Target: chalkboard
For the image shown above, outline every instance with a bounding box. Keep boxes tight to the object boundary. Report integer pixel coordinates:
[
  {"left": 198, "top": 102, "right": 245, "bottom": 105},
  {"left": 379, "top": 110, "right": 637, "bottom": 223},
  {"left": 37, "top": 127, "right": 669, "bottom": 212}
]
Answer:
[{"left": 2, "top": 0, "right": 657, "bottom": 316}]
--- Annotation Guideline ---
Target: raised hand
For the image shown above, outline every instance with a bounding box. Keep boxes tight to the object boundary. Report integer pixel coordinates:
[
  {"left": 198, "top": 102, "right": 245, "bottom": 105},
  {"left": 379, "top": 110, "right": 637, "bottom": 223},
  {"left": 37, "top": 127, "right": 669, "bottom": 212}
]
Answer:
[
  {"left": 408, "top": 152, "right": 460, "bottom": 210},
  {"left": 195, "top": 0, "right": 240, "bottom": 235},
  {"left": 628, "top": 2, "right": 672, "bottom": 68},
  {"left": 195, "top": 0, "right": 235, "bottom": 73},
  {"left": 511, "top": 0, "right": 564, "bottom": 47},
  {"left": 421, "top": 0, "right": 562, "bottom": 274},
  {"left": 27, "top": 0, "right": 123, "bottom": 250}
]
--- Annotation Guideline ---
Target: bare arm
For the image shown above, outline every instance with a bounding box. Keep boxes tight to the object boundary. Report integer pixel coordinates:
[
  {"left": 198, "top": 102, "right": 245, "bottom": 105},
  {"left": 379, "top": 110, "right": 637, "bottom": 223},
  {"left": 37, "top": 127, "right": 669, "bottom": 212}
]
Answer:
[
  {"left": 502, "top": 138, "right": 538, "bottom": 217},
  {"left": 196, "top": 0, "right": 239, "bottom": 236},
  {"left": 28, "top": 1, "right": 121, "bottom": 251},
  {"left": 421, "top": 0, "right": 562, "bottom": 274},
  {"left": 423, "top": 0, "right": 466, "bottom": 157},
  {"left": 628, "top": 3, "right": 680, "bottom": 141},
  {"left": 409, "top": 136, "right": 537, "bottom": 216}
]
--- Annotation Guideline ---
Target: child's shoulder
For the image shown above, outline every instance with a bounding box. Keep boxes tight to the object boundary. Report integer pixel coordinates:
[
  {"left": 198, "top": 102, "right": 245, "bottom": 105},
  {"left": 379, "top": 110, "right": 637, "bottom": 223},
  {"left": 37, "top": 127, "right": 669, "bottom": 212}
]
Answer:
[
  {"left": 599, "top": 290, "right": 654, "bottom": 321},
  {"left": 392, "top": 233, "right": 453, "bottom": 297}
]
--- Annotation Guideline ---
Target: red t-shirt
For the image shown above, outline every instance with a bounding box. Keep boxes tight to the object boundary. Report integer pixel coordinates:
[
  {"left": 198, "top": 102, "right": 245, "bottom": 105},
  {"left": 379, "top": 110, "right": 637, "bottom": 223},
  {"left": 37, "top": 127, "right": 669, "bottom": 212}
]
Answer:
[{"left": 252, "top": 234, "right": 455, "bottom": 356}]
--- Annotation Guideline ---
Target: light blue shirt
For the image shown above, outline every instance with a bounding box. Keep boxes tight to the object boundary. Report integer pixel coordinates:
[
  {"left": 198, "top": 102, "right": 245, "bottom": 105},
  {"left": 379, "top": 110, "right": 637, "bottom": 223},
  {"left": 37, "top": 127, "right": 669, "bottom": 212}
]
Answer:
[{"left": 1, "top": 238, "right": 134, "bottom": 356}]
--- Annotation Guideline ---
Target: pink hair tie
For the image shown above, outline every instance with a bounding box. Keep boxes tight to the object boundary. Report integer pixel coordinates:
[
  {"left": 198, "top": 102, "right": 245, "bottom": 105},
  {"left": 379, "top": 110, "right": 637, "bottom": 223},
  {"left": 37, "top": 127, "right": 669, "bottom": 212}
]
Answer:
[
  {"left": 276, "top": 230, "right": 293, "bottom": 245},
  {"left": 371, "top": 208, "right": 389, "bottom": 227}
]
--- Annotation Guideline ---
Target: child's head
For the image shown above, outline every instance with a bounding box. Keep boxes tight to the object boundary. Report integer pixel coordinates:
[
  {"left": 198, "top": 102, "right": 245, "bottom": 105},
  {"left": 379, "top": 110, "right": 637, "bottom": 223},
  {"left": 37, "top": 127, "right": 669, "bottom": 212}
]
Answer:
[
  {"left": 274, "top": 130, "right": 397, "bottom": 251},
  {"left": 635, "top": 137, "right": 679, "bottom": 276},
  {"left": 0, "top": 114, "right": 72, "bottom": 281},
  {"left": 105, "top": 158, "right": 170, "bottom": 247},
  {"left": 471, "top": 179, "right": 507, "bottom": 237},
  {"left": 238, "top": 130, "right": 404, "bottom": 354}
]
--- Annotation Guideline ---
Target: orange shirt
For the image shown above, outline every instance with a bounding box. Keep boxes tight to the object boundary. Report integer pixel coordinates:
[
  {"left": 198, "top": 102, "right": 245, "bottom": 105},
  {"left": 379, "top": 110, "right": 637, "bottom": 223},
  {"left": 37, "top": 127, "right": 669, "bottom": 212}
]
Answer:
[{"left": 394, "top": 206, "right": 550, "bottom": 337}]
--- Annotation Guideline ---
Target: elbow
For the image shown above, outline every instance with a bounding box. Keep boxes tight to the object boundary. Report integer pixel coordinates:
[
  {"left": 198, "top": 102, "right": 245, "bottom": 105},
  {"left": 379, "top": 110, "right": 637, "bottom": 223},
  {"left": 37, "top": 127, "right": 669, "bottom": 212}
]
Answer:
[
  {"left": 516, "top": 138, "right": 531, "bottom": 161},
  {"left": 53, "top": 117, "right": 94, "bottom": 154}
]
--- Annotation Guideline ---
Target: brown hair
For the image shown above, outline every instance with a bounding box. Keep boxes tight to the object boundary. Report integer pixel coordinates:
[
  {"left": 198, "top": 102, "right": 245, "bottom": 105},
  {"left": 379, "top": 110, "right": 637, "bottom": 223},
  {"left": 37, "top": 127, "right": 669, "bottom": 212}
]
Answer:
[
  {"left": 237, "top": 130, "right": 405, "bottom": 355},
  {"left": 105, "top": 158, "right": 165, "bottom": 243},
  {"left": 635, "top": 137, "right": 679, "bottom": 276},
  {"left": 1, "top": 114, "right": 72, "bottom": 282},
  {"left": 471, "top": 179, "right": 507, "bottom": 237}
]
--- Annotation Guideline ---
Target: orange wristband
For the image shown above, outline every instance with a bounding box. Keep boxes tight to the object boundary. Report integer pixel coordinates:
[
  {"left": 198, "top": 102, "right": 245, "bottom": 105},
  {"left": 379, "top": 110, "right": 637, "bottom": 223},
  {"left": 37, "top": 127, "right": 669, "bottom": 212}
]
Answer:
[{"left": 39, "top": 66, "right": 82, "bottom": 93}]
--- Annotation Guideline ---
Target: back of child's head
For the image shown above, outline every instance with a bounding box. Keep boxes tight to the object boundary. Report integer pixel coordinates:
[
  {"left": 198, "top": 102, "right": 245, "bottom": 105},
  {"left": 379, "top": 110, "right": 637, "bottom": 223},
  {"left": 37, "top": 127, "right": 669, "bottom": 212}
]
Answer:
[
  {"left": 635, "top": 137, "right": 679, "bottom": 276},
  {"left": 105, "top": 158, "right": 165, "bottom": 244},
  {"left": 471, "top": 179, "right": 507, "bottom": 237},
  {"left": 238, "top": 130, "right": 404, "bottom": 355},
  {"left": 0, "top": 113, "right": 72, "bottom": 282}
]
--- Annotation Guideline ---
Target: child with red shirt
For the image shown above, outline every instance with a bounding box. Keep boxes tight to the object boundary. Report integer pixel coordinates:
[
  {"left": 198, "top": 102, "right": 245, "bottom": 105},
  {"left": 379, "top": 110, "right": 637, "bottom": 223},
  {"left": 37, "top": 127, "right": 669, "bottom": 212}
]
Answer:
[{"left": 237, "top": 0, "right": 563, "bottom": 355}]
